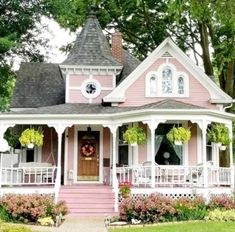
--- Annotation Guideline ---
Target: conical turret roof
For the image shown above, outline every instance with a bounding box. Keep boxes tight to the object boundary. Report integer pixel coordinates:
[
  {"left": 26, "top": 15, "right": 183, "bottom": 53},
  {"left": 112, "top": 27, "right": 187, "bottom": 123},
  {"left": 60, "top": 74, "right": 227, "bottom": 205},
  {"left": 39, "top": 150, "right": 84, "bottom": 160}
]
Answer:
[{"left": 62, "top": 12, "right": 121, "bottom": 67}]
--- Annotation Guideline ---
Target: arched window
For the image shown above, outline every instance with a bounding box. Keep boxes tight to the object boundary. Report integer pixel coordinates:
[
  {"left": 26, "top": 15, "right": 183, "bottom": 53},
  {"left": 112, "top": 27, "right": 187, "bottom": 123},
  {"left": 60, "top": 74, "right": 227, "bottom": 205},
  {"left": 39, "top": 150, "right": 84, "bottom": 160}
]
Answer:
[
  {"left": 150, "top": 76, "right": 157, "bottom": 95},
  {"left": 178, "top": 76, "right": 184, "bottom": 95},
  {"left": 162, "top": 67, "right": 172, "bottom": 94}
]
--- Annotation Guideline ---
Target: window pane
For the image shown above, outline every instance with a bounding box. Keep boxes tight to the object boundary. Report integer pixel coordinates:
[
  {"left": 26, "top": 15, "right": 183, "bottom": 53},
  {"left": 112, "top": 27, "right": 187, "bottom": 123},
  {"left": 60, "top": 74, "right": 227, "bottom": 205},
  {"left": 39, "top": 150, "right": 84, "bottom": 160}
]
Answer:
[
  {"left": 150, "top": 76, "right": 157, "bottom": 95},
  {"left": 26, "top": 149, "right": 34, "bottom": 162},
  {"left": 162, "top": 67, "right": 172, "bottom": 94},
  {"left": 178, "top": 76, "right": 184, "bottom": 94}
]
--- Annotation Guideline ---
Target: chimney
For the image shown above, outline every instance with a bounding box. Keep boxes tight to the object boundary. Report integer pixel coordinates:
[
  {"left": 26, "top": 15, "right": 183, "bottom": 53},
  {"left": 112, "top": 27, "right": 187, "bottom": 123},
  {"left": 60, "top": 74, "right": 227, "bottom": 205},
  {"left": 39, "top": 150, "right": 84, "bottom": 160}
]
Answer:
[{"left": 111, "top": 32, "right": 123, "bottom": 64}]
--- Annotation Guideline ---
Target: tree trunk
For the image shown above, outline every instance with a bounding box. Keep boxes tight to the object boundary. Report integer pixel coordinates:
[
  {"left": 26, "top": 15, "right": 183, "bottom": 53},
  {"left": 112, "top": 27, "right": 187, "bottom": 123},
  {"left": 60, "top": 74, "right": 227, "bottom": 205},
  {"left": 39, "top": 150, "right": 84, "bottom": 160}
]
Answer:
[
  {"left": 199, "top": 22, "right": 214, "bottom": 77},
  {"left": 225, "top": 60, "right": 234, "bottom": 97}
]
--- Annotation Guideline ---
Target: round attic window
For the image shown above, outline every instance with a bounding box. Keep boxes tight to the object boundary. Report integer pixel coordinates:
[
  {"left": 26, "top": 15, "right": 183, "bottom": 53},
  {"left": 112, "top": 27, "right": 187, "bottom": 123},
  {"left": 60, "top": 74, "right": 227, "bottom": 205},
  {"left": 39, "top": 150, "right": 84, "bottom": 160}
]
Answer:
[{"left": 81, "top": 79, "right": 101, "bottom": 99}]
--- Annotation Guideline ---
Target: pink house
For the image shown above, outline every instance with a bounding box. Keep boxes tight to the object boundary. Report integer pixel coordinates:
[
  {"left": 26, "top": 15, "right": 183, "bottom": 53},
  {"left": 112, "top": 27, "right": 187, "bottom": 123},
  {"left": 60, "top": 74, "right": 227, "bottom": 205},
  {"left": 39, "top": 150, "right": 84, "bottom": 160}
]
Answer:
[{"left": 0, "top": 12, "right": 234, "bottom": 216}]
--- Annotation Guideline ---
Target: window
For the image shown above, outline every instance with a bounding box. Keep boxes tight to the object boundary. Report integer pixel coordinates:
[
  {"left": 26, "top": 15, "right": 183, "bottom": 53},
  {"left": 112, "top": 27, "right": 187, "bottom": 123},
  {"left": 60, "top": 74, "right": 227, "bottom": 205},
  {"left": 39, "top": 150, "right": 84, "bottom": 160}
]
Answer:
[
  {"left": 145, "top": 64, "right": 188, "bottom": 97},
  {"left": 26, "top": 149, "right": 35, "bottom": 162},
  {"left": 118, "top": 125, "right": 129, "bottom": 165},
  {"left": 81, "top": 79, "right": 101, "bottom": 99},
  {"left": 162, "top": 67, "right": 173, "bottom": 94},
  {"left": 150, "top": 76, "right": 157, "bottom": 95},
  {"left": 178, "top": 76, "right": 184, "bottom": 95}
]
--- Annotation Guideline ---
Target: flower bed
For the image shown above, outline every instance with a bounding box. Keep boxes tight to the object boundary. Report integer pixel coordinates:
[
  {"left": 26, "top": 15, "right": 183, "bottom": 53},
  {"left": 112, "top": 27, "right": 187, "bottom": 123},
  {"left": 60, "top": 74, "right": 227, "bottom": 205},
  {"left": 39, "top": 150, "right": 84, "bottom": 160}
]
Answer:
[
  {"left": 0, "top": 194, "right": 68, "bottom": 226},
  {"left": 119, "top": 193, "right": 235, "bottom": 224}
]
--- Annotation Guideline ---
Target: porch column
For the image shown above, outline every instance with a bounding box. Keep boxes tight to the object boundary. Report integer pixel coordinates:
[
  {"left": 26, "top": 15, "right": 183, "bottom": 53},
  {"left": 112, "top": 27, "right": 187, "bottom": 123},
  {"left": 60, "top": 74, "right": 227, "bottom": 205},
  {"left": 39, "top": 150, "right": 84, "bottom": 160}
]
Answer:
[
  {"left": 104, "top": 124, "right": 121, "bottom": 188},
  {"left": 48, "top": 123, "right": 72, "bottom": 202},
  {"left": 143, "top": 119, "right": 165, "bottom": 188},
  {"left": 201, "top": 120, "right": 209, "bottom": 187},
  {"left": 228, "top": 123, "right": 234, "bottom": 188}
]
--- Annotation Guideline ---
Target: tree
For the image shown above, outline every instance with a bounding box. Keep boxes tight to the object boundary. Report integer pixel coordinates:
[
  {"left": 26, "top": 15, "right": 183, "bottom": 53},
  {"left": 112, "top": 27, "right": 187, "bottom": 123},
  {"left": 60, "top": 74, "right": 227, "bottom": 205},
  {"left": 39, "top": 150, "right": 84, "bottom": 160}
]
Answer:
[
  {"left": 48, "top": 0, "right": 235, "bottom": 98},
  {"left": 0, "top": 0, "right": 51, "bottom": 110},
  {"left": 168, "top": 0, "right": 235, "bottom": 97},
  {"left": 47, "top": 0, "right": 171, "bottom": 60}
]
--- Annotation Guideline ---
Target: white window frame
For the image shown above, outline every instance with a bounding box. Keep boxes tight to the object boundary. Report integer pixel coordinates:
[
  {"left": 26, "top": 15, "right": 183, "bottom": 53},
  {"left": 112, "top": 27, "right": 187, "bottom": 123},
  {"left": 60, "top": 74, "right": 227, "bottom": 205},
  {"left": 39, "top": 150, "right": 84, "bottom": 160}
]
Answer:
[{"left": 145, "top": 63, "right": 189, "bottom": 98}]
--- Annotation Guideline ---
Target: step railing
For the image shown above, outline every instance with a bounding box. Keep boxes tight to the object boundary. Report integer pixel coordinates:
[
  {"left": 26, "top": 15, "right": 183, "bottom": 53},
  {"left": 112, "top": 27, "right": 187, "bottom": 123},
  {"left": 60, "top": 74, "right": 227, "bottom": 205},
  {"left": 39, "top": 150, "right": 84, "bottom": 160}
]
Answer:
[
  {"left": 0, "top": 166, "right": 57, "bottom": 186},
  {"left": 116, "top": 165, "right": 232, "bottom": 188}
]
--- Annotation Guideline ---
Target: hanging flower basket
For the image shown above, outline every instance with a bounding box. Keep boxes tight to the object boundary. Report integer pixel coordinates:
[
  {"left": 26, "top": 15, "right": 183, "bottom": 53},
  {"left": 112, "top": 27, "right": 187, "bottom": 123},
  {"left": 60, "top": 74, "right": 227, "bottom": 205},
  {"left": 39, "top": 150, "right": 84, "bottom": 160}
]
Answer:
[
  {"left": 123, "top": 127, "right": 146, "bottom": 145},
  {"left": 207, "top": 124, "right": 231, "bottom": 147},
  {"left": 19, "top": 128, "right": 44, "bottom": 148},
  {"left": 166, "top": 126, "right": 191, "bottom": 145}
]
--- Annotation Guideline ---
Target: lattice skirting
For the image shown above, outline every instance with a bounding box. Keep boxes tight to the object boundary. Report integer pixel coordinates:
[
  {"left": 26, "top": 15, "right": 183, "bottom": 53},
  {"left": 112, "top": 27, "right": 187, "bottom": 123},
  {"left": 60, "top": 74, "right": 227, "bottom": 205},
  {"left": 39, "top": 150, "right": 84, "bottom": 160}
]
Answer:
[{"left": 118, "top": 187, "right": 233, "bottom": 203}]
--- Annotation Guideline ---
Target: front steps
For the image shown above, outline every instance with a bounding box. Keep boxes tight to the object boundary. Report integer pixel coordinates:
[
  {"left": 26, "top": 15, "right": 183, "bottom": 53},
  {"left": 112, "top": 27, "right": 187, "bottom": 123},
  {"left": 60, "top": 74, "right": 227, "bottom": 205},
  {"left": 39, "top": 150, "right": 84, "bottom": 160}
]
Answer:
[{"left": 58, "top": 184, "right": 117, "bottom": 216}]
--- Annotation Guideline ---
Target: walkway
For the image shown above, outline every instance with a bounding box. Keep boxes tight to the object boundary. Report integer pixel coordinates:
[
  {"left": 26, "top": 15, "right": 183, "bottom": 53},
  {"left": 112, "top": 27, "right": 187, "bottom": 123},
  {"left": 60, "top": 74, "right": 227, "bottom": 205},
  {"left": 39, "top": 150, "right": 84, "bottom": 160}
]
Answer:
[{"left": 28, "top": 216, "right": 107, "bottom": 232}]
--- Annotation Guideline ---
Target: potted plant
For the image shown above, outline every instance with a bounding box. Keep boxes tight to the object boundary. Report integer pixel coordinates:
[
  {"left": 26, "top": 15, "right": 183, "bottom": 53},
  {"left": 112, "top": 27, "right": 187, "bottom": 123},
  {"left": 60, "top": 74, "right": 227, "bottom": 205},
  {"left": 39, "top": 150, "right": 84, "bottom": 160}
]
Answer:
[
  {"left": 19, "top": 128, "right": 44, "bottom": 148},
  {"left": 166, "top": 126, "right": 191, "bottom": 145},
  {"left": 207, "top": 124, "right": 231, "bottom": 149},
  {"left": 4, "top": 129, "right": 20, "bottom": 151},
  {"left": 123, "top": 127, "right": 146, "bottom": 146},
  {"left": 118, "top": 181, "right": 132, "bottom": 198}
]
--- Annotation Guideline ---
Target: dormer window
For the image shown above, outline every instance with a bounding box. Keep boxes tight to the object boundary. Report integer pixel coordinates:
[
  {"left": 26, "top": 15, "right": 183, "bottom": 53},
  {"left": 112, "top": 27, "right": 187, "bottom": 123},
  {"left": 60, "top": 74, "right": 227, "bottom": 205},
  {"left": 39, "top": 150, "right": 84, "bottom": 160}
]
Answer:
[{"left": 145, "top": 64, "right": 188, "bottom": 97}]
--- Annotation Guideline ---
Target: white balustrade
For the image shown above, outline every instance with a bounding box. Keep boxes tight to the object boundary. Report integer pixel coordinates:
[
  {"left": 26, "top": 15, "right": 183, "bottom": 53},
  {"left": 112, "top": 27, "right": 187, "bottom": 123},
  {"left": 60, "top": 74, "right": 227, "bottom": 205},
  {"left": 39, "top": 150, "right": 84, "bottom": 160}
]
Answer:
[
  {"left": 0, "top": 166, "right": 57, "bottom": 186},
  {"left": 115, "top": 165, "right": 232, "bottom": 188}
]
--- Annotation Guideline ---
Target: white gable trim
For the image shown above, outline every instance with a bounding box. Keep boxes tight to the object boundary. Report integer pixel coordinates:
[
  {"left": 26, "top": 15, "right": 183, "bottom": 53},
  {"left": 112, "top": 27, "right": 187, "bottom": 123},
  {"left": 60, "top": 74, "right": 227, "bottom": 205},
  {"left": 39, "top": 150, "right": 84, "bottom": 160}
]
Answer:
[{"left": 103, "top": 38, "right": 232, "bottom": 103}]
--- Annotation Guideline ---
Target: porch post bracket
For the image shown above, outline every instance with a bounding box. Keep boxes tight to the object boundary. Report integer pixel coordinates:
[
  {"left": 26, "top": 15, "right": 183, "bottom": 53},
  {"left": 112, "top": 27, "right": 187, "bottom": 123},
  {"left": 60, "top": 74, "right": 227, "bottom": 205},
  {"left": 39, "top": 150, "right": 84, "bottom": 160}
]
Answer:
[
  {"left": 142, "top": 119, "right": 166, "bottom": 131},
  {"left": 103, "top": 123, "right": 122, "bottom": 135},
  {"left": 190, "top": 120, "right": 210, "bottom": 132},
  {"left": 48, "top": 123, "right": 73, "bottom": 136},
  {"left": 143, "top": 119, "right": 166, "bottom": 188},
  {"left": 0, "top": 124, "right": 15, "bottom": 138}
]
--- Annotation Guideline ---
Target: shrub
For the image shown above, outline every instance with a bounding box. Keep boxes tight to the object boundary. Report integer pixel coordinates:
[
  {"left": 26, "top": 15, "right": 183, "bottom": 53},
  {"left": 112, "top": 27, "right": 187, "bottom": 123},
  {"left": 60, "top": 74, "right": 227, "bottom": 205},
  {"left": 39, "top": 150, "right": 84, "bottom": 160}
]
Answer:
[
  {"left": 0, "top": 194, "right": 68, "bottom": 223},
  {"left": 119, "top": 194, "right": 176, "bottom": 223},
  {"left": 205, "top": 209, "right": 235, "bottom": 222},
  {"left": 174, "top": 196, "right": 208, "bottom": 221},
  {"left": 38, "top": 216, "right": 54, "bottom": 226},
  {"left": 0, "top": 222, "right": 32, "bottom": 232},
  {"left": 208, "top": 194, "right": 235, "bottom": 210},
  {"left": 0, "top": 206, "right": 12, "bottom": 222}
]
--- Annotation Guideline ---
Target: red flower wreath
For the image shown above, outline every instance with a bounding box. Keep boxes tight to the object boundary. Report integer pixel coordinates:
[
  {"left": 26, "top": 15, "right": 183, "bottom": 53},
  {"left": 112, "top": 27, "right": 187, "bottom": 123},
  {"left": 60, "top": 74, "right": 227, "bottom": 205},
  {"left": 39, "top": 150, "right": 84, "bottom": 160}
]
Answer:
[{"left": 81, "top": 144, "right": 95, "bottom": 157}]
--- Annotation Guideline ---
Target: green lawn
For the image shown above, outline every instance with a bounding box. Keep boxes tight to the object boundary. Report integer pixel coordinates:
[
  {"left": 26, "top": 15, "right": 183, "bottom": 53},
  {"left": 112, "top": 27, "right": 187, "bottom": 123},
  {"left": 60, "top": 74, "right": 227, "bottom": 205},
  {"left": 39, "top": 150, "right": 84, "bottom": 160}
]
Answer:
[{"left": 110, "top": 221, "right": 235, "bottom": 232}]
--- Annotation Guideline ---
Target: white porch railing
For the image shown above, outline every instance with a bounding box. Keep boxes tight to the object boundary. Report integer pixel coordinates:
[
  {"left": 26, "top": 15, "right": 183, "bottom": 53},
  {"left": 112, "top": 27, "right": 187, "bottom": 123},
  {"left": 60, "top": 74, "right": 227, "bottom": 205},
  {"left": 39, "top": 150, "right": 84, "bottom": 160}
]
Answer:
[
  {"left": 116, "top": 165, "right": 232, "bottom": 187},
  {"left": 0, "top": 166, "right": 57, "bottom": 186}
]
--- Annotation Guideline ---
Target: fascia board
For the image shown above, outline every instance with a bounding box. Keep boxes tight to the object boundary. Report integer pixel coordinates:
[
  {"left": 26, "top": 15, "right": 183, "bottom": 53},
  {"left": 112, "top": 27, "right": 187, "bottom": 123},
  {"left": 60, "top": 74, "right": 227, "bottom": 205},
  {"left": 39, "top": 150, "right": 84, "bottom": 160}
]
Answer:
[
  {"left": 167, "top": 40, "right": 232, "bottom": 101},
  {"left": 103, "top": 38, "right": 168, "bottom": 101}
]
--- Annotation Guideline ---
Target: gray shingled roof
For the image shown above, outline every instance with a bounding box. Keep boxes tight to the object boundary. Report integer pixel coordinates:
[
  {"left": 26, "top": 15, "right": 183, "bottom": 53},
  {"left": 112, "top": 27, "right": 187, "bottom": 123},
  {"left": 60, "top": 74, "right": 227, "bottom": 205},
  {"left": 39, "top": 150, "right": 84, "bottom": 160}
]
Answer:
[
  {"left": 11, "top": 63, "right": 65, "bottom": 108},
  {"left": 7, "top": 99, "right": 205, "bottom": 115},
  {"left": 62, "top": 12, "right": 121, "bottom": 67},
  {"left": 117, "top": 50, "right": 141, "bottom": 84}
]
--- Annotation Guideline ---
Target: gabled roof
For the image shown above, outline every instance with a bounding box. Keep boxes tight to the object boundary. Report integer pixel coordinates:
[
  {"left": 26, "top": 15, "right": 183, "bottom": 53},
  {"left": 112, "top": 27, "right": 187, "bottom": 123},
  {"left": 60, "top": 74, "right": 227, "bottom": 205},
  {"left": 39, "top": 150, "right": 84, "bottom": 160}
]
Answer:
[
  {"left": 117, "top": 50, "right": 141, "bottom": 84},
  {"left": 104, "top": 38, "right": 233, "bottom": 104},
  {"left": 62, "top": 12, "right": 121, "bottom": 67},
  {"left": 11, "top": 63, "right": 65, "bottom": 108}
]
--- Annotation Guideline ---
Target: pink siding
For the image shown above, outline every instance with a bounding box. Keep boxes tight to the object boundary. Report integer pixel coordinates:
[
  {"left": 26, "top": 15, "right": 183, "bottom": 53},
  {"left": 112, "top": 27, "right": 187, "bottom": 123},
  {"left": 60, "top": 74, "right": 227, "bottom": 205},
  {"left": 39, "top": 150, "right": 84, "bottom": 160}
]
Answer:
[
  {"left": 69, "top": 75, "right": 88, "bottom": 87},
  {"left": 138, "top": 123, "right": 148, "bottom": 163},
  {"left": 42, "top": 126, "right": 58, "bottom": 165},
  {"left": 120, "top": 58, "right": 217, "bottom": 109},
  {"left": 188, "top": 122, "right": 198, "bottom": 165},
  {"left": 67, "top": 126, "right": 75, "bottom": 172},
  {"left": 93, "top": 75, "right": 113, "bottom": 87},
  {"left": 68, "top": 74, "right": 114, "bottom": 103},
  {"left": 69, "top": 91, "right": 88, "bottom": 103},
  {"left": 103, "top": 128, "right": 110, "bottom": 159}
]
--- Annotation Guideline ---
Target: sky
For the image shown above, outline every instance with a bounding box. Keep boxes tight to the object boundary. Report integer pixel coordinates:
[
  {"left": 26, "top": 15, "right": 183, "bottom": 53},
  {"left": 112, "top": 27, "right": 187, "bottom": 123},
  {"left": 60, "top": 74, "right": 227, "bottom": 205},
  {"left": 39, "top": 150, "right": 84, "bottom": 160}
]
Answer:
[{"left": 39, "top": 17, "right": 77, "bottom": 63}]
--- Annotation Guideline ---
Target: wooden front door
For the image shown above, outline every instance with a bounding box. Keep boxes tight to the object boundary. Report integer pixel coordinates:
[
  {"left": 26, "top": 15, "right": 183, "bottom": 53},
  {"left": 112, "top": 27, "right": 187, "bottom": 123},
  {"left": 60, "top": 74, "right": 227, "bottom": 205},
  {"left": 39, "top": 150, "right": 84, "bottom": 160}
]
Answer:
[{"left": 77, "top": 131, "right": 99, "bottom": 181}]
